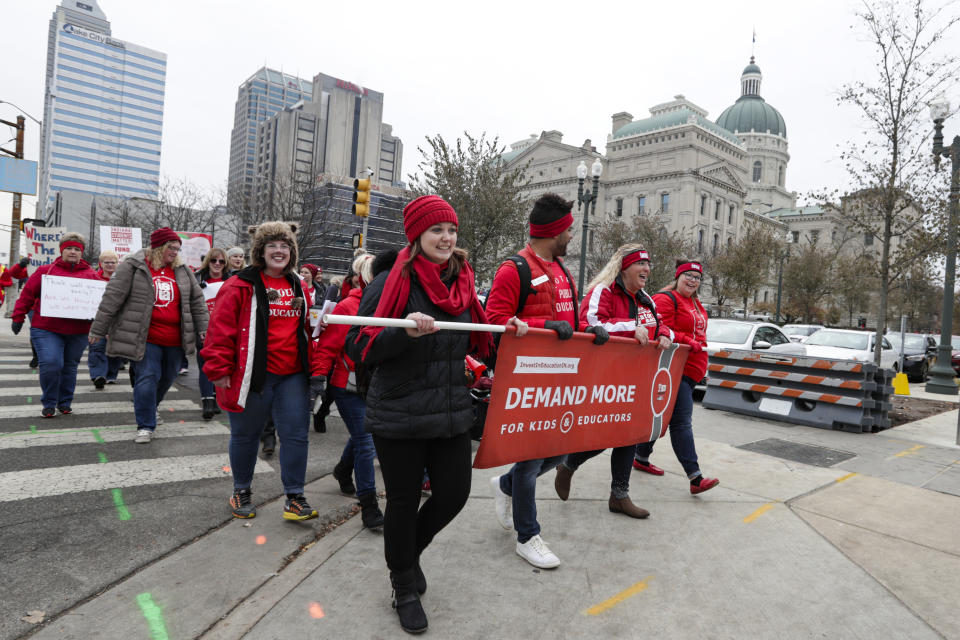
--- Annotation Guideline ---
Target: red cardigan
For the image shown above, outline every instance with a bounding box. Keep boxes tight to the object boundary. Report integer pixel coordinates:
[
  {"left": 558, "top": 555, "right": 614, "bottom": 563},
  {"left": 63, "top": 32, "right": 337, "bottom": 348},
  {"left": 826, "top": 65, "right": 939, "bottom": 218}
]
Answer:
[{"left": 652, "top": 291, "right": 708, "bottom": 380}]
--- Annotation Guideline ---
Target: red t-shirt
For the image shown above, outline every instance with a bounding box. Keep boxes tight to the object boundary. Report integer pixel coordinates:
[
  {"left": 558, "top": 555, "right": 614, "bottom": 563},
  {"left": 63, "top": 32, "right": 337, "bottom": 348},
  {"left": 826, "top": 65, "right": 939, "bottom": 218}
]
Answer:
[
  {"left": 147, "top": 266, "right": 182, "bottom": 347},
  {"left": 262, "top": 273, "right": 302, "bottom": 375},
  {"left": 550, "top": 261, "right": 577, "bottom": 328},
  {"left": 204, "top": 277, "right": 224, "bottom": 315}
]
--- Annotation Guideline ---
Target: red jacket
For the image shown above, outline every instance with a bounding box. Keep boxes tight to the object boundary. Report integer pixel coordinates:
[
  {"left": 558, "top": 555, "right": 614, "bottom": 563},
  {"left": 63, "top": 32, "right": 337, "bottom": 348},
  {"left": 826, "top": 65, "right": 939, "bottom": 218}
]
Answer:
[
  {"left": 200, "top": 268, "right": 315, "bottom": 412},
  {"left": 0, "top": 266, "right": 12, "bottom": 289},
  {"left": 12, "top": 258, "right": 102, "bottom": 334},
  {"left": 580, "top": 276, "right": 671, "bottom": 341},
  {"left": 652, "top": 291, "right": 708, "bottom": 380},
  {"left": 311, "top": 288, "right": 361, "bottom": 389},
  {"left": 485, "top": 245, "right": 580, "bottom": 328}
]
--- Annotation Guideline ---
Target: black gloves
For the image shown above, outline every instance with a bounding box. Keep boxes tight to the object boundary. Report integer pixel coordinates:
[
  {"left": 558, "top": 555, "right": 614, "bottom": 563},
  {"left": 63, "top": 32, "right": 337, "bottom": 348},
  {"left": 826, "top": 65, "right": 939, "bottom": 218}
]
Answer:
[
  {"left": 11, "top": 322, "right": 22, "bottom": 335},
  {"left": 543, "top": 320, "right": 574, "bottom": 340},
  {"left": 18, "top": 257, "right": 29, "bottom": 268},
  {"left": 583, "top": 325, "right": 610, "bottom": 345},
  {"left": 310, "top": 375, "right": 326, "bottom": 397}
]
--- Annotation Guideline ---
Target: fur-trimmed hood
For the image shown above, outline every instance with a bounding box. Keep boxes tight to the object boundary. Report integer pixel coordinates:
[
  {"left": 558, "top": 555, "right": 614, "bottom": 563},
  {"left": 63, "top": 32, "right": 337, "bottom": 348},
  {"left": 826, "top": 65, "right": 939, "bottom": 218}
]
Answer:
[{"left": 248, "top": 221, "right": 299, "bottom": 274}]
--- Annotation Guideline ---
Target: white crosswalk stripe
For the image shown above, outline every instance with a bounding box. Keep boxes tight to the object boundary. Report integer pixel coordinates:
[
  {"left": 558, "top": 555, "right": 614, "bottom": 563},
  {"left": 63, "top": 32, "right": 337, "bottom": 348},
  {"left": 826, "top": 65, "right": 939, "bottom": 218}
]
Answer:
[
  {"left": 0, "top": 454, "right": 273, "bottom": 502},
  {"left": 0, "top": 399, "right": 198, "bottom": 419},
  {"left": 0, "top": 384, "right": 177, "bottom": 397},
  {"left": 0, "top": 421, "right": 227, "bottom": 449}
]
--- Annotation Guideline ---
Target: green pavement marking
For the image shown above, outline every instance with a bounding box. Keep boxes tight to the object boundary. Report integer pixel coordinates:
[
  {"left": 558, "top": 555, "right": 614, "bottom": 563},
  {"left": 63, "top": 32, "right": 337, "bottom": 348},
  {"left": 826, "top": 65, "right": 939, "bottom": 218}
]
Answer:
[
  {"left": 0, "top": 424, "right": 132, "bottom": 438},
  {"left": 26, "top": 397, "right": 31, "bottom": 403},
  {"left": 98, "top": 452, "right": 108, "bottom": 463},
  {"left": 111, "top": 488, "right": 131, "bottom": 521},
  {"left": 29, "top": 425, "right": 37, "bottom": 434},
  {"left": 91, "top": 428, "right": 105, "bottom": 443},
  {"left": 135, "top": 593, "right": 169, "bottom": 640}
]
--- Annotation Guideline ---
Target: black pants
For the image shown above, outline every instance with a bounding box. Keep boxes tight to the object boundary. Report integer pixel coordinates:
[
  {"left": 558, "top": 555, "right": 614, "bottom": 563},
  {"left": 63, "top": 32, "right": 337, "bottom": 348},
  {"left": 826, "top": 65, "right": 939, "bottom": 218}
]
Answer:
[
  {"left": 564, "top": 444, "right": 636, "bottom": 498},
  {"left": 373, "top": 431, "right": 472, "bottom": 573}
]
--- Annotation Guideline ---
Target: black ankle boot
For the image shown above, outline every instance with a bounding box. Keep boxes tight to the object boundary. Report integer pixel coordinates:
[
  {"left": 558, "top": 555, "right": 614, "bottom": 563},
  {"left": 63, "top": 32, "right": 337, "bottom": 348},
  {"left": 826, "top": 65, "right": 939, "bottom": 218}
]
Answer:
[
  {"left": 415, "top": 559, "right": 426, "bottom": 595},
  {"left": 390, "top": 568, "right": 427, "bottom": 634},
  {"left": 201, "top": 397, "right": 216, "bottom": 420},
  {"left": 358, "top": 492, "right": 384, "bottom": 529},
  {"left": 332, "top": 460, "right": 356, "bottom": 496}
]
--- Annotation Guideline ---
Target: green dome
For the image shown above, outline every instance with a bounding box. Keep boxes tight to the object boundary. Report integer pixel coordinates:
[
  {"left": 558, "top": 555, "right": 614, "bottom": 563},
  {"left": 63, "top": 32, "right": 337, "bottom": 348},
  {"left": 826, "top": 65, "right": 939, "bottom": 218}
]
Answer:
[
  {"left": 613, "top": 108, "right": 742, "bottom": 145},
  {"left": 716, "top": 96, "right": 786, "bottom": 138},
  {"left": 742, "top": 63, "right": 761, "bottom": 74}
]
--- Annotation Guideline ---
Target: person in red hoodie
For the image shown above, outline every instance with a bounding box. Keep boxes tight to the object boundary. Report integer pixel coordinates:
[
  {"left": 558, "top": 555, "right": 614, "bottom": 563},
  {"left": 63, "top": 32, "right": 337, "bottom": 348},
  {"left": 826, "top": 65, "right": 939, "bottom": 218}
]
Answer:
[
  {"left": 87, "top": 250, "right": 122, "bottom": 389},
  {"left": 634, "top": 259, "right": 719, "bottom": 495},
  {"left": 553, "top": 244, "right": 673, "bottom": 518},
  {"left": 11, "top": 232, "right": 102, "bottom": 418},
  {"left": 311, "top": 252, "right": 384, "bottom": 530}
]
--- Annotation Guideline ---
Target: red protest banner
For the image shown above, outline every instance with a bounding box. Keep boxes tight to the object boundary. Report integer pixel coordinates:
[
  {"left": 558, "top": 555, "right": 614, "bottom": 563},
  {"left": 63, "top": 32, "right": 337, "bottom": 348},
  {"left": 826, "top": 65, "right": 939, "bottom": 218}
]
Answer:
[{"left": 473, "top": 328, "right": 689, "bottom": 469}]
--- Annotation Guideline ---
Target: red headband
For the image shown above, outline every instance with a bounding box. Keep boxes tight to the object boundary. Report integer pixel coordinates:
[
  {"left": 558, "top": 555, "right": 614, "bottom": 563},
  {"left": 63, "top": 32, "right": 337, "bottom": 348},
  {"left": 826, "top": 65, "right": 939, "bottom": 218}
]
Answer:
[
  {"left": 675, "top": 262, "right": 703, "bottom": 279},
  {"left": 529, "top": 212, "right": 573, "bottom": 238},
  {"left": 621, "top": 249, "right": 650, "bottom": 271},
  {"left": 61, "top": 241, "right": 84, "bottom": 251}
]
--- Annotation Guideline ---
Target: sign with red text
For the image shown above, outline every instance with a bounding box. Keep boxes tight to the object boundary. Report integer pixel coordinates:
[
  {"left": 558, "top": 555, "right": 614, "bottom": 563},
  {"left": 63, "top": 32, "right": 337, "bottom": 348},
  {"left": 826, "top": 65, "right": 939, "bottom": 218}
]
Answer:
[
  {"left": 473, "top": 329, "right": 689, "bottom": 469},
  {"left": 99, "top": 226, "right": 142, "bottom": 260},
  {"left": 175, "top": 231, "right": 212, "bottom": 270},
  {"left": 24, "top": 225, "right": 66, "bottom": 274}
]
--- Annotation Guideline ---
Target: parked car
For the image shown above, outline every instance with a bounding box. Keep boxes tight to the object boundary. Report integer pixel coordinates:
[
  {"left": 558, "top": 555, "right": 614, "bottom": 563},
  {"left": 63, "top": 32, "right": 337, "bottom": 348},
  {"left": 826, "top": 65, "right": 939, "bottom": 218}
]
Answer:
[
  {"left": 695, "top": 320, "right": 805, "bottom": 397},
  {"left": 886, "top": 332, "right": 937, "bottom": 381},
  {"left": 782, "top": 324, "right": 825, "bottom": 343},
  {"left": 948, "top": 336, "right": 960, "bottom": 376},
  {"left": 730, "top": 308, "right": 774, "bottom": 322},
  {"left": 801, "top": 328, "right": 898, "bottom": 370}
]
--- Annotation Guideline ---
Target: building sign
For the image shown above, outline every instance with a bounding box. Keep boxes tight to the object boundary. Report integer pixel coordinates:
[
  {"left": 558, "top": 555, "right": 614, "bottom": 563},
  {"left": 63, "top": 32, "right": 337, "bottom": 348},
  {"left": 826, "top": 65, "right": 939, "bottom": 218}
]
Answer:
[
  {"left": 62, "top": 23, "right": 126, "bottom": 50},
  {"left": 0, "top": 157, "right": 37, "bottom": 196},
  {"left": 99, "top": 225, "right": 142, "bottom": 260},
  {"left": 335, "top": 79, "right": 368, "bottom": 96}
]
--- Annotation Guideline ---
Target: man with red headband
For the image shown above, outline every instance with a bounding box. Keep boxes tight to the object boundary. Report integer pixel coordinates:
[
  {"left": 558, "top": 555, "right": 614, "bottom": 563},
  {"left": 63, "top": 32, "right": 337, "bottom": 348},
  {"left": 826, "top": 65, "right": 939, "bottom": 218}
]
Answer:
[{"left": 485, "top": 192, "right": 609, "bottom": 570}]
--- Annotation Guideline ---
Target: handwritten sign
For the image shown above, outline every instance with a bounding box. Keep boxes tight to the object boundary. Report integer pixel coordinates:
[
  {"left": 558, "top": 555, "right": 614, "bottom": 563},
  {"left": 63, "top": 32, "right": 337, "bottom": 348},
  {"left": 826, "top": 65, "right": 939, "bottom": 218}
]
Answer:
[
  {"left": 40, "top": 275, "right": 107, "bottom": 320},
  {"left": 176, "top": 232, "right": 213, "bottom": 270},
  {"left": 25, "top": 225, "right": 66, "bottom": 274},
  {"left": 100, "top": 226, "right": 142, "bottom": 260},
  {"left": 202, "top": 281, "right": 223, "bottom": 302}
]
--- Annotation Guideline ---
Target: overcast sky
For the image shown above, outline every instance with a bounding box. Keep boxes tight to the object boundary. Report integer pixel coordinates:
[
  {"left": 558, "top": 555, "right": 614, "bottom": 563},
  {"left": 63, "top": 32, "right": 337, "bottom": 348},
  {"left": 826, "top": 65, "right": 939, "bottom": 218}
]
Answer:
[{"left": 2, "top": 0, "right": 957, "bottom": 242}]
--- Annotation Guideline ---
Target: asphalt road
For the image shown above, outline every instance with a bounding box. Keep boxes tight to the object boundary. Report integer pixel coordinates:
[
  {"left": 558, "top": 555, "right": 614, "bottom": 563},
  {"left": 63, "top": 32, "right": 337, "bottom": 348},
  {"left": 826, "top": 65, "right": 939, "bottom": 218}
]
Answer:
[{"left": 0, "top": 327, "right": 348, "bottom": 640}]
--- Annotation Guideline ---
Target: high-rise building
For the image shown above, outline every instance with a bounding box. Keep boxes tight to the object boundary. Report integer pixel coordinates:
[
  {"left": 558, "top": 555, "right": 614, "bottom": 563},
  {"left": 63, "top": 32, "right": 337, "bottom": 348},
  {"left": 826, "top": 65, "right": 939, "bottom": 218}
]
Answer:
[
  {"left": 38, "top": 0, "right": 167, "bottom": 220},
  {"left": 226, "top": 68, "right": 313, "bottom": 211}
]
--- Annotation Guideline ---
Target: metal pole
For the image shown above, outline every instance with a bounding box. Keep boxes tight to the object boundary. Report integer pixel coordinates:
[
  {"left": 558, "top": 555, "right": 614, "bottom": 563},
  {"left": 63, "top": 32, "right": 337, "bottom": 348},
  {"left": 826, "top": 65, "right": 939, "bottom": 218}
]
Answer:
[
  {"left": 898, "top": 314, "right": 906, "bottom": 373},
  {"left": 5, "top": 116, "right": 25, "bottom": 263},
  {"left": 775, "top": 253, "right": 784, "bottom": 323},
  {"left": 577, "top": 187, "right": 590, "bottom": 294},
  {"left": 926, "top": 134, "right": 960, "bottom": 395}
]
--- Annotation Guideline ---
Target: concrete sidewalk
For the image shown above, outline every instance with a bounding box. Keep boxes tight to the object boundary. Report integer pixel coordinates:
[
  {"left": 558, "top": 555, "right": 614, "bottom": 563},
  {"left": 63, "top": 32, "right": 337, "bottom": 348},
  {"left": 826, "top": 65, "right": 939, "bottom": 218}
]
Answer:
[{"left": 27, "top": 406, "right": 960, "bottom": 639}]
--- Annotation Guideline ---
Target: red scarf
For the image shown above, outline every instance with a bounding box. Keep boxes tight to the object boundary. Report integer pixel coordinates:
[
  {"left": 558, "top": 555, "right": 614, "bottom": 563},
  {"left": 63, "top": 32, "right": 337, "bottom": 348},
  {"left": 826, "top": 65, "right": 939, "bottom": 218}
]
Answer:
[{"left": 360, "top": 246, "right": 492, "bottom": 359}]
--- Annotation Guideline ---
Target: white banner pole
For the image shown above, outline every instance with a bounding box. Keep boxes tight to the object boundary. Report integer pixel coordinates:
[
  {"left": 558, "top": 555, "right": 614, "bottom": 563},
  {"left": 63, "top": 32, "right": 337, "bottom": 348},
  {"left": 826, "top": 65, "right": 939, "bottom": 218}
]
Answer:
[{"left": 323, "top": 314, "right": 506, "bottom": 334}]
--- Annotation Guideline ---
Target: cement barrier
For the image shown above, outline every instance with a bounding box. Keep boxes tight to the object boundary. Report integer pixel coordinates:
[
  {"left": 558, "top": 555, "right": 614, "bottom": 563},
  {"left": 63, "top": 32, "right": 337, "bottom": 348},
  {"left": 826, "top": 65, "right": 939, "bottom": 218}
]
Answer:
[{"left": 701, "top": 349, "right": 894, "bottom": 433}]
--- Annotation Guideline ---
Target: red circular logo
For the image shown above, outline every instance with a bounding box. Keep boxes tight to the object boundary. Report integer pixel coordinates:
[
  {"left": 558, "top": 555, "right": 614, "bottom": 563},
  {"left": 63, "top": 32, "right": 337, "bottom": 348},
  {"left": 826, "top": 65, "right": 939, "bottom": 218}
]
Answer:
[{"left": 650, "top": 369, "right": 672, "bottom": 417}]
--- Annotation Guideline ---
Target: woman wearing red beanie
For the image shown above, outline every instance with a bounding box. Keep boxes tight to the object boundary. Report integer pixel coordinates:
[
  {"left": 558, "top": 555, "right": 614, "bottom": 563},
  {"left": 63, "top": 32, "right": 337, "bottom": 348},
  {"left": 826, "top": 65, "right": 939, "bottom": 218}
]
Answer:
[
  {"left": 346, "top": 195, "right": 525, "bottom": 634},
  {"left": 11, "top": 232, "right": 102, "bottom": 417},
  {"left": 90, "top": 227, "right": 208, "bottom": 443}
]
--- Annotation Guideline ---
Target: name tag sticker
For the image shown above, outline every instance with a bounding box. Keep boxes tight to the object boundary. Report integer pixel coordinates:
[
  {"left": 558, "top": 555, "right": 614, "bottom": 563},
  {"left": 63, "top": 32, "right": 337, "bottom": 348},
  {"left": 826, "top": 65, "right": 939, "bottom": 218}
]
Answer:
[{"left": 531, "top": 275, "right": 549, "bottom": 287}]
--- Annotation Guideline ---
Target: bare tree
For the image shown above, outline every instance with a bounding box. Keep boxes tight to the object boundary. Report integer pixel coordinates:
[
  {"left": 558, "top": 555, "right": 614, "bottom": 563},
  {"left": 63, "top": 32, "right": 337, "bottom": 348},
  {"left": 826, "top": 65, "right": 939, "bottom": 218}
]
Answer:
[
  {"left": 826, "top": 0, "right": 959, "bottom": 362},
  {"left": 711, "top": 223, "right": 780, "bottom": 314},
  {"left": 586, "top": 215, "right": 694, "bottom": 293},
  {"left": 409, "top": 132, "right": 530, "bottom": 281},
  {"left": 783, "top": 243, "right": 834, "bottom": 322}
]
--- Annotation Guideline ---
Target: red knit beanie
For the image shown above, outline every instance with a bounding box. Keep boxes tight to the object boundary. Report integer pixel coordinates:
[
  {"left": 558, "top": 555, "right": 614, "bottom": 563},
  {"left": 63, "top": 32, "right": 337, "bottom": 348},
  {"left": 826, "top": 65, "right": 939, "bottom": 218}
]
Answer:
[
  {"left": 403, "top": 195, "right": 458, "bottom": 243},
  {"left": 151, "top": 227, "right": 181, "bottom": 249},
  {"left": 300, "top": 263, "right": 319, "bottom": 280}
]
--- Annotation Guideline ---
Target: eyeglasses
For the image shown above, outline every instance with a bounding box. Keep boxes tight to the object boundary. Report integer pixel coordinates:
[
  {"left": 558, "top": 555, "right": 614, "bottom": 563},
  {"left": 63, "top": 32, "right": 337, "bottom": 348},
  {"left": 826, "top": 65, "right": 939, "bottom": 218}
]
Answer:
[
  {"left": 682, "top": 274, "right": 702, "bottom": 282},
  {"left": 210, "top": 258, "right": 225, "bottom": 264},
  {"left": 265, "top": 243, "right": 290, "bottom": 251}
]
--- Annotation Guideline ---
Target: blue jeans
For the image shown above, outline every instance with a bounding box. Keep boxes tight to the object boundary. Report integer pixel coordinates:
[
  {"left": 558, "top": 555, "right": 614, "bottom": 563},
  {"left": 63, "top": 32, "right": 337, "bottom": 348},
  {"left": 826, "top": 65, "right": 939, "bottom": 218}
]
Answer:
[
  {"left": 499, "top": 455, "right": 565, "bottom": 543},
  {"left": 196, "top": 339, "right": 214, "bottom": 398},
  {"left": 228, "top": 372, "right": 310, "bottom": 495},
  {"left": 635, "top": 376, "right": 701, "bottom": 479},
  {"left": 564, "top": 444, "right": 637, "bottom": 498},
  {"left": 31, "top": 328, "right": 87, "bottom": 410},
  {"left": 333, "top": 386, "right": 377, "bottom": 496},
  {"left": 132, "top": 342, "right": 184, "bottom": 430},
  {"left": 88, "top": 337, "right": 121, "bottom": 382}
]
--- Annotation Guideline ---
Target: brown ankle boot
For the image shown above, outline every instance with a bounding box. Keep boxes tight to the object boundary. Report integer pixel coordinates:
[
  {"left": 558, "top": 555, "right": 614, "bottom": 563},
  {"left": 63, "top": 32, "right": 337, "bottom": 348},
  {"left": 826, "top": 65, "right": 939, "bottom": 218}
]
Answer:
[
  {"left": 554, "top": 464, "right": 573, "bottom": 501},
  {"left": 608, "top": 494, "right": 650, "bottom": 519}
]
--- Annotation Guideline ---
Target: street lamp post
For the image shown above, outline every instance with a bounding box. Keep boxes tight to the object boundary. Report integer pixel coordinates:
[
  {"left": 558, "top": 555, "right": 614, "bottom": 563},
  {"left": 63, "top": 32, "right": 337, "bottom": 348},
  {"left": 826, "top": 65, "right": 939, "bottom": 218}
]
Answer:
[
  {"left": 925, "top": 97, "right": 960, "bottom": 396},
  {"left": 575, "top": 158, "right": 603, "bottom": 293},
  {"left": 774, "top": 231, "right": 792, "bottom": 324}
]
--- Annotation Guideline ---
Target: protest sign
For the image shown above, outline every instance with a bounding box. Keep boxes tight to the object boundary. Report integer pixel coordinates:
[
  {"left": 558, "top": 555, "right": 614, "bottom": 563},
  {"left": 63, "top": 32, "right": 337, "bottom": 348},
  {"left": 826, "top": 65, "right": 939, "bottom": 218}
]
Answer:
[
  {"left": 202, "top": 281, "right": 223, "bottom": 314},
  {"left": 472, "top": 329, "right": 690, "bottom": 469},
  {"left": 99, "top": 226, "right": 142, "bottom": 260},
  {"left": 176, "top": 232, "right": 212, "bottom": 270},
  {"left": 24, "top": 225, "right": 65, "bottom": 274},
  {"left": 40, "top": 275, "right": 107, "bottom": 320}
]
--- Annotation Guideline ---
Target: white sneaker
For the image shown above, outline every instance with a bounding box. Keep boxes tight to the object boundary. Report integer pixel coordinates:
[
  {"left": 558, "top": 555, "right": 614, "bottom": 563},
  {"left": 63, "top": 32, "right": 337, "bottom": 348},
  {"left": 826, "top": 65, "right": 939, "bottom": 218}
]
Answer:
[
  {"left": 490, "top": 476, "right": 513, "bottom": 530},
  {"left": 156, "top": 409, "right": 164, "bottom": 425},
  {"left": 516, "top": 535, "right": 560, "bottom": 569},
  {"left": 134, "top": 428, "right": 153, "bottom": 444}
]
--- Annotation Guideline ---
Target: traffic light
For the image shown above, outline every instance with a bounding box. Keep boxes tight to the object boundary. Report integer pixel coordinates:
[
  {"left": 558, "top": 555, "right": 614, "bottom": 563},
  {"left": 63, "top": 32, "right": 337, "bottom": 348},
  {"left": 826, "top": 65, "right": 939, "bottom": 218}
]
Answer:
[
  {"left": 352, "top": 232, "right": 363, "bottom": 249},
  {"left": 353, "top": 178, "right": 371, "bottom": 217}
]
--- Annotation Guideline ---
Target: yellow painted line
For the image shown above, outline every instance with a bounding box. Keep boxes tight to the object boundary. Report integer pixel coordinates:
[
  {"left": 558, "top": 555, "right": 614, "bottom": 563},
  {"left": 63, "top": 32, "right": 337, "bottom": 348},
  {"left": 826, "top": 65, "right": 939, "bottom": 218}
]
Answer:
[
  {"left": 586, "top": 576, "right": 653, "bottom": 616},
  {"left": 894, "top": 444, "right": 925, "bottom": 458},
  {"left": 835, "top": 472, "right": 858, "bottom": 483},
  {"left": 743, "top": 502, "right": 776, "bottom": 523}
]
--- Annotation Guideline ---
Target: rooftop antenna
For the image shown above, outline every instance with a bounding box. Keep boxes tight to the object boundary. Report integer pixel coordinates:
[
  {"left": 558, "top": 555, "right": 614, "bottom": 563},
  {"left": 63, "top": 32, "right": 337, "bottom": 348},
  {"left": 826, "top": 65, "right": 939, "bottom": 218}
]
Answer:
[{"left": 751, "top": 27, "right": 757, "bottom": 58}]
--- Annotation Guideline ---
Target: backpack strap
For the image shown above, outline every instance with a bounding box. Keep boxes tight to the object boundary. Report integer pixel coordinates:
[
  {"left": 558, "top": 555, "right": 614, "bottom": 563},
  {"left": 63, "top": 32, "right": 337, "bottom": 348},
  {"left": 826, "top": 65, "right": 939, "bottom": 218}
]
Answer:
[
  {"left": 663, "top": 290, "right": 678, "bottom": 311},
  {"left": 507, "top": 254, "right": 532, "bottom": 317}
]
